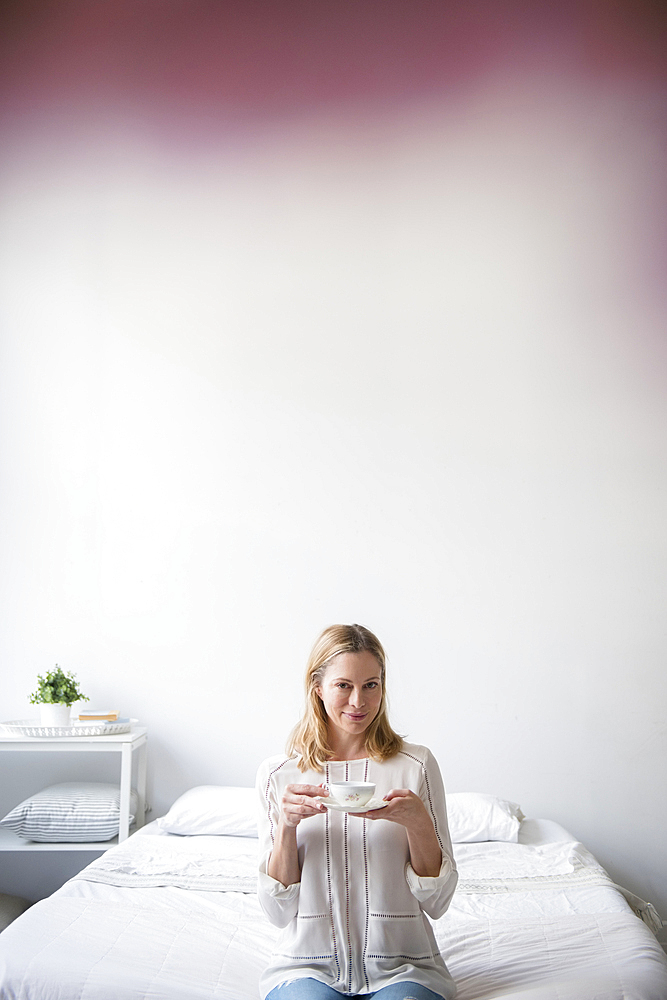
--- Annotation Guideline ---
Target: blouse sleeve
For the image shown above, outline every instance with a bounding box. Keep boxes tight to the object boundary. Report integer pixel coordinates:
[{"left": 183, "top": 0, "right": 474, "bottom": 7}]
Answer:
[
  {"left": 405, "top": 748, "right": 458, "bottom": 919},
  {"left": 256, "top": 757, "right": 301, "bottom": 928}
]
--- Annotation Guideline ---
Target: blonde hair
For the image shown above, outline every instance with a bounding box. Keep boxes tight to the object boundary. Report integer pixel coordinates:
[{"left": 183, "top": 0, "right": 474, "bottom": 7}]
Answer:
[{"left": 287, "top": 624, "right": 404, "bottom": 773}]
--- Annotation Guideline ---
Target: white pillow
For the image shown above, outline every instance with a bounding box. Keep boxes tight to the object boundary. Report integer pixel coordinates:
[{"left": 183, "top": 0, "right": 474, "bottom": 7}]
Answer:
[
  {"left": 0, "top": 782, "right": 138, "bottom": 842},
  {"left": 158, "top": 785, "right": 258, "bottom": 837},
  {"left": 447, "top": 792, "right": 524, "bottom": 842}
]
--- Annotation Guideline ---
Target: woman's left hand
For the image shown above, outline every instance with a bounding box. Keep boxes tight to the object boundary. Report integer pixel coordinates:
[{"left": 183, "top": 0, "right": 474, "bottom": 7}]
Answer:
[
  {"left": 352, "top": 788, "right": 443, "bottom": 878},
  {"left": 352, "top": 788, "right": 429, "bottom": 833}
]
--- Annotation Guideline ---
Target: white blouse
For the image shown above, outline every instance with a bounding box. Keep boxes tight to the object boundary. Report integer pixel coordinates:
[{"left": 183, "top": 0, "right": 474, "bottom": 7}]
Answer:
[{"left": 256, "top": 743, "right": 458, "bottom": 999}]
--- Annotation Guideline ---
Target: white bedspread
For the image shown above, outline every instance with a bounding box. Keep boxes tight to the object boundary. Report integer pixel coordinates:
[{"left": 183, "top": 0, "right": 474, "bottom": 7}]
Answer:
[
  {"left": 72, "top": 836, "right": 594, "bottom": 892},
  {"left": 71, "top": 833, "right": 259, "bottom": 892},
  {"left": 1, "top": 826, "right": 665, "bottom": 1000},
  {"left": 74, "top": 834, "right": 658, "bottom": 927}
]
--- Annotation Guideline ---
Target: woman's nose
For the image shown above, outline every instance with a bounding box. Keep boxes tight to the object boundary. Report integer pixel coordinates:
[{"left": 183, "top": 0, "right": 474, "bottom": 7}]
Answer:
[{"left": 348, "top": 688, "right": 364, "bottom": 707}]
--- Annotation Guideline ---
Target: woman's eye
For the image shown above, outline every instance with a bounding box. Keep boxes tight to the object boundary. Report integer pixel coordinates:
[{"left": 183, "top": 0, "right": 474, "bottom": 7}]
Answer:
[{"left": 366, "top": 682, "right": 378, "bottom": 689}]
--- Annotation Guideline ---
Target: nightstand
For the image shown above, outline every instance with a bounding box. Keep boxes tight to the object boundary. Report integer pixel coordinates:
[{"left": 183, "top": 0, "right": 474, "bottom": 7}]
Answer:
[{"left": 0, "top": 725, "right": 148, "bottom": 851}]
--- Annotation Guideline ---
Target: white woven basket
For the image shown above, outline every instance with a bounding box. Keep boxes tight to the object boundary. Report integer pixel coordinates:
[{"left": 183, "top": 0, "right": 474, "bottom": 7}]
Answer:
[{"left": 0, "top": 719, "right": 135, "bottom": 738}]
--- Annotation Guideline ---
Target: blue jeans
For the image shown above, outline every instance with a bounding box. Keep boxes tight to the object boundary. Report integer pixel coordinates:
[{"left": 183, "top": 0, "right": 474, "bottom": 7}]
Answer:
[{"left": 266, "top": 979, "right": 443, "bottom": 1000}]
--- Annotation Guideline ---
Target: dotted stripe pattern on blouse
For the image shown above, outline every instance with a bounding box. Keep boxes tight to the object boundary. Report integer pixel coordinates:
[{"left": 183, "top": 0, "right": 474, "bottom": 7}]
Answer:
[
  {"left": 398, "top": 749, "right": 445, "bottom": 855},
  {"left": 275, "top": 951, "right": 335, "bottom": 961},
  {"left": 343, "top": 759, "right": 353, "bottom": 993},
  {"left": 324, "top": 761, "right": 341, "bottom": 984},
  {"left": 361, "top": 756, "right": 371, "bottom": 993},
  {"left": 264, "top": 758, "right": 293, "bottom": 847},
  {"left": 366, "top": 952, "right": 440, "bottom": 962}
]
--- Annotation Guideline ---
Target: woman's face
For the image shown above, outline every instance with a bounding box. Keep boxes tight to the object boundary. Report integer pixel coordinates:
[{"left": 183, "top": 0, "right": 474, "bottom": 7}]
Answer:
[{"left": 315, "top": 650, "right": 383, "bottom": 740}]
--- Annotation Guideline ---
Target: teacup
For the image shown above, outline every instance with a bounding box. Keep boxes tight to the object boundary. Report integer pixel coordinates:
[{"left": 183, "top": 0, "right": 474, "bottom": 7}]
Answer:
[{"left": 328, "top": 782, "right": 376, "bottom": 807}]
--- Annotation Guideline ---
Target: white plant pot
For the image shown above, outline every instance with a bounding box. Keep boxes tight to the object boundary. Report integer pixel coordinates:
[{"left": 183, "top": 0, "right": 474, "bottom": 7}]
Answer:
[{"left": 39, "top": 703, "right": 72, "bottom": 727}]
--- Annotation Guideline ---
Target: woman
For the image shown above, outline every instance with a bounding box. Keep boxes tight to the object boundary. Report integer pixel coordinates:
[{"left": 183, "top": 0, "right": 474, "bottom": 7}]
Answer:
[{"left": 256, "top": 624, "right": 458, "bottom": 1000}]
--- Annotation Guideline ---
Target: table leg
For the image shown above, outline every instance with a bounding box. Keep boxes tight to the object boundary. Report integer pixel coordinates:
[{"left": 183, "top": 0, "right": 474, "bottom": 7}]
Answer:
[
  {"left": 136, "top": 739, "right": 147, "bottom": 828},
  {"left": 119, "top": 743, "right": 132, "bottom": 842}
]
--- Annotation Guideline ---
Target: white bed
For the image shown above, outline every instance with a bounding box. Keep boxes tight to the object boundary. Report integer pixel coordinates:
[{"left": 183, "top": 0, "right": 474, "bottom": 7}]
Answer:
[{"left": 0, "top": 790, "right": 665, "bottom": 1000}]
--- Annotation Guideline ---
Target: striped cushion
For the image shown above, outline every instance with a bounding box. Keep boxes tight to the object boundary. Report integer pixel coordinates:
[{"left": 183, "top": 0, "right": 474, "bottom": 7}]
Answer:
[{"left": 0, "top": 782, "right": 137, "bottom": 842}]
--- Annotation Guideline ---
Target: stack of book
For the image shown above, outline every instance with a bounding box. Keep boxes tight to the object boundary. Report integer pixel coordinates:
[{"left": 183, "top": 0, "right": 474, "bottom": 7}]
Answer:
[{"left": 77, "top": 709, "right": 120, "bottom": 721}]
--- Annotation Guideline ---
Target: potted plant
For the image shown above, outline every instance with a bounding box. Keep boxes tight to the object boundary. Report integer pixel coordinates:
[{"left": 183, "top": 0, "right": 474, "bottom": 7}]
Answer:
[{"left": 29, "top": 666, "right": 89, "bottom": 726}]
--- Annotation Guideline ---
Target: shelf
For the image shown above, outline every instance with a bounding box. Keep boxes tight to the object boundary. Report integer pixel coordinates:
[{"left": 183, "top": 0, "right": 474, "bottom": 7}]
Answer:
[
  {"left": 0, "top": 827, "right": 123, "bottom": 852},
  {"left": 0, "top": 728, "right": 147, "bottom": 750},
  {"left": 0, "top": 727, "right": 148, "bottom": 848}
]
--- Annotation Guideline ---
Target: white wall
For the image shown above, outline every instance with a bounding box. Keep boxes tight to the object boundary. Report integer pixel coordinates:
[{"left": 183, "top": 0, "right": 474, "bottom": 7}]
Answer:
[{"left": 1, "top": 8, "right": 666, "bottom": 915}]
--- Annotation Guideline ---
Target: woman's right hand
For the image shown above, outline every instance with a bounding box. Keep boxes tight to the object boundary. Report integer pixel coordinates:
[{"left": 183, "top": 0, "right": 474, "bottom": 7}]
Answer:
[
  {"left": 269, "top": 784, "right": 327, "bottom": 887},
  {"left": 280, "top": 783, "right": 328, "bottom": 828}
]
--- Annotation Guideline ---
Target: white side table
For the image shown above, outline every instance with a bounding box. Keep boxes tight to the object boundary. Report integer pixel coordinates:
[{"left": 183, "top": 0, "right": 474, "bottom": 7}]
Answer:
[{"left": 0, "top": 726, "right": 148, "bottom": 851}]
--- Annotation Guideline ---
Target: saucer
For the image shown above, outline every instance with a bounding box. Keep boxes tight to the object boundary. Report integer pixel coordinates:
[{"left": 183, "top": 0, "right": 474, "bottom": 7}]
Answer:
[{"left": 321, "top": 797, "right": 388, "bottom": 814}]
